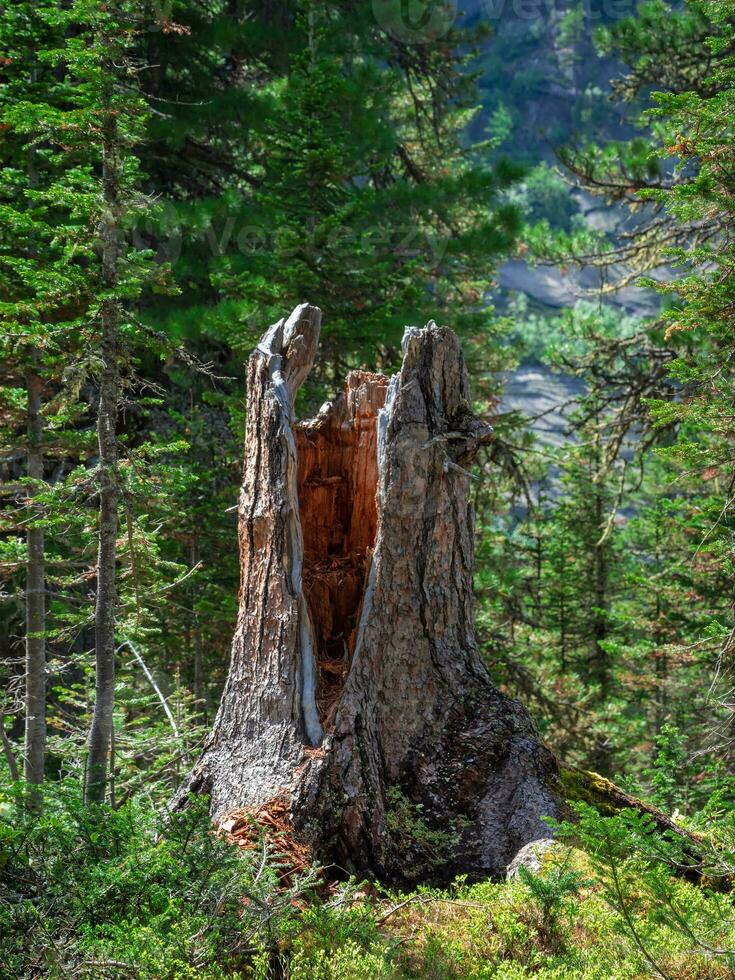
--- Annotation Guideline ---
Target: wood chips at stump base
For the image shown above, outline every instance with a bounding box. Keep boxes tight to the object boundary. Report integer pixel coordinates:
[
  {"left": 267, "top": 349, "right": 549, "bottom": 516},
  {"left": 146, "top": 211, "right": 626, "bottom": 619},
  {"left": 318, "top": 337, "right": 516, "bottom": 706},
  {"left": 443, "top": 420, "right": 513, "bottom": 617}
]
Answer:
[{"left": 219, "top": 798, "right": 312, "bottom": 885}]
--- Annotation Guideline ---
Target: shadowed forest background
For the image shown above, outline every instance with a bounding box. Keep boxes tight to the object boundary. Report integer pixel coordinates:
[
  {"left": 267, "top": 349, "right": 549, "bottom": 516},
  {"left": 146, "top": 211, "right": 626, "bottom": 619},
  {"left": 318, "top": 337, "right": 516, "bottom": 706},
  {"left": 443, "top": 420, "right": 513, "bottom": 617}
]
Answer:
[{"left": 2, "top": 1, "right": 735, "bottom": 976}]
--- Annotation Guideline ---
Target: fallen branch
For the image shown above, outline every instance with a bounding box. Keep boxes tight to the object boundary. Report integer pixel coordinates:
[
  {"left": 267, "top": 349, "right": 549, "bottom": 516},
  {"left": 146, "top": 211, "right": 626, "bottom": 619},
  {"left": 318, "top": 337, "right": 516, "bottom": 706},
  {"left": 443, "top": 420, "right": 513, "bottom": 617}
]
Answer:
[{"left": 376, "top": 895, "right": 488, "bottom": 925}]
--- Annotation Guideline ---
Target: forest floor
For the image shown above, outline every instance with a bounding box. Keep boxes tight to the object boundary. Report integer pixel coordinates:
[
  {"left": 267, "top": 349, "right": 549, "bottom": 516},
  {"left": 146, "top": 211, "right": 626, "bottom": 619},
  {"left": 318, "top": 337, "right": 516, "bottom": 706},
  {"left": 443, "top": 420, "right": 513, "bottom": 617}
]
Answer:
[
  {"left": 4, "top": 788, "right": 730, "bottom": 979},
  {"left": 278, "top": 860, "right": 729, "bottom": 979}
]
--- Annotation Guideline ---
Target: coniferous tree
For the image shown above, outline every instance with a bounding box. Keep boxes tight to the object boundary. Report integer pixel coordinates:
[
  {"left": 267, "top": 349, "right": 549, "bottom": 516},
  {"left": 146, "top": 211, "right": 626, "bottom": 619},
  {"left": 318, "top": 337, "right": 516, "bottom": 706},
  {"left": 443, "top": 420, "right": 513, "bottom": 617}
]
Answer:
[
  {"left": 483, "top": 0, "right": 735, "bottom": 791},
  {"left": 0, "top": 1, "right": 80, "bottom": 790},
  {"left": 1, "top": 0, "right": 173, "bottom": 802},
  {"left": 110, "top": 0, "right": 527, "bottom": 715}
]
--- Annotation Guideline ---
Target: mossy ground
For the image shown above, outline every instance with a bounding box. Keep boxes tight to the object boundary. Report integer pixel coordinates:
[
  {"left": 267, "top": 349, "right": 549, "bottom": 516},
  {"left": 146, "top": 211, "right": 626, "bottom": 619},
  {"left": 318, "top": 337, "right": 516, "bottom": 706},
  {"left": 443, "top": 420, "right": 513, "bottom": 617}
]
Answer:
[{"left": 281, "top": 857, "right": 730, "bottom": 979}]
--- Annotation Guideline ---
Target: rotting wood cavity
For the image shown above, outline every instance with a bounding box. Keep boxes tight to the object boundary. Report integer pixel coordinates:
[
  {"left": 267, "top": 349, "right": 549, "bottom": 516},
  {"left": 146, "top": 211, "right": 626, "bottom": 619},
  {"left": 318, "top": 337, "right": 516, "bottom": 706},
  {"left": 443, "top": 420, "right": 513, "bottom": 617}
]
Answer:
[{"left": 295, "top": 371, "right": 388, "bottom": 728}]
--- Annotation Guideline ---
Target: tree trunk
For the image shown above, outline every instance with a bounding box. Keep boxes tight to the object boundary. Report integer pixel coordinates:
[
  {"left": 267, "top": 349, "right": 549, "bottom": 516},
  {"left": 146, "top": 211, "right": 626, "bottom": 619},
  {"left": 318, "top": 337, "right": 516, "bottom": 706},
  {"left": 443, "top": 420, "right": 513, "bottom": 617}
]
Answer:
[
  {"left": 85, "top": 110, "right": 120, "bottom": 805},
  {"left": 24, "top": 101, "right": 46, "bottom": 792},
  {"left": 178, "top": 303, "right": 561, "bottom": 883},
  {"left": 590, "top": 423, "right": 612, "bottom": 774},
  {"left": 24, "top": 363, "right": 46, "bottom": 789},
  {"left": 191, "top": 538, "right": 205, "bottom": 720}
]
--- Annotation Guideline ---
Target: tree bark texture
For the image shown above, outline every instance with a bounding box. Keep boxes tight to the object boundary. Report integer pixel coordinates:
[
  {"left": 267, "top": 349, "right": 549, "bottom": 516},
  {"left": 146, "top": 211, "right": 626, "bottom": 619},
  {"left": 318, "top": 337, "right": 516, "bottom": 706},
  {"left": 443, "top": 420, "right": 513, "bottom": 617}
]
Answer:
[
  {"left": 24, "top": 364, "right": 46, "bottom": 787},
  {"left": 85, "top": 112, "right": 120, "bottom": 804},
  {"left": 180, "top": 304, "right": 561, "bottom": 882}
]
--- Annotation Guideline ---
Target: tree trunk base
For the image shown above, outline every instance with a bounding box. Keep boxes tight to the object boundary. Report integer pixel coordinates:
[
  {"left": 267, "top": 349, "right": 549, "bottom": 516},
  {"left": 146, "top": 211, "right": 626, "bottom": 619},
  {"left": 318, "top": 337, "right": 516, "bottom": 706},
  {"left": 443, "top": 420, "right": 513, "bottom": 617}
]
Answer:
[{"left": 177, "top": 305, "right": 566, "bottom": 884}]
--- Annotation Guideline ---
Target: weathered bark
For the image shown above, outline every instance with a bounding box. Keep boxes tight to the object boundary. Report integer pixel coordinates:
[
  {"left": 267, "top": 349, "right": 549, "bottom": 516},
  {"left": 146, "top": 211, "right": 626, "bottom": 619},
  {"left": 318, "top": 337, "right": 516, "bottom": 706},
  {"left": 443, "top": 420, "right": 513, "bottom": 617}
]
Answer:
[
  {"left": 179, "top": 304, "right": 560, "bottom": 882},
  {"left": 179, "top": 304, "right": 325, "bottom": 809},
  {"left": 24, "top": 364, "right": 46, "bottom": 788},
  {"left": 85, "top": 109, "right": 120, "bottom": 805}
]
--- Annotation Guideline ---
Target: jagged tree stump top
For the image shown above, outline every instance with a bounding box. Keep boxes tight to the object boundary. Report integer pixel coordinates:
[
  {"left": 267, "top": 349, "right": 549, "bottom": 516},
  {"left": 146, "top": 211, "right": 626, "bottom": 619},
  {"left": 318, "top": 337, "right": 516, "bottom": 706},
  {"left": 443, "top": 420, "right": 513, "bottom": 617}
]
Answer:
[{"left": 180, "top": 303, "right": 560, "bottom": 883}]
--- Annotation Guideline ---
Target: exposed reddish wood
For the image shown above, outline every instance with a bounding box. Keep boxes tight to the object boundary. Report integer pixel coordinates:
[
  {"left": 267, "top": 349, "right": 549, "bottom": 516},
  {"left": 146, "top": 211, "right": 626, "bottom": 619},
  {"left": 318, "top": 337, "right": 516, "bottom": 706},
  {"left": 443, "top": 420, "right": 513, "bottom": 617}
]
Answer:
[{"left": 296, "top": 371, "right": 387, "bottom": 726}]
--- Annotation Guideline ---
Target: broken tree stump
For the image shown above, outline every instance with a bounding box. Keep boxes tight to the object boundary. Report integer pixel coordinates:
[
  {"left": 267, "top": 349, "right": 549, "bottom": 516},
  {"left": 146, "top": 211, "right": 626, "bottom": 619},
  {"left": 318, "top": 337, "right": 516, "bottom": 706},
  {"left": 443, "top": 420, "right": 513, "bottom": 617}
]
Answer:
[{"left": 178, "top": 302, "right": 561, "bottom": 883}]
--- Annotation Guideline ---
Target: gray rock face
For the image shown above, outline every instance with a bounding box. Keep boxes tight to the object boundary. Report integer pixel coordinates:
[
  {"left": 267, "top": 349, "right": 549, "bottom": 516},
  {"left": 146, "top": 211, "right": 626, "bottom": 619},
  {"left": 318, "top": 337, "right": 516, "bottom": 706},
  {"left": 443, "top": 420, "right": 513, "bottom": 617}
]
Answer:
[
  {"left": 501, "top": 363, "right": 585, "bottom": 450},
  {"left": 506, "top": 837, "right": 557, "bottom": 880},
  {"left": 498, "top": 259, "right": 661, "bottom": 317}
]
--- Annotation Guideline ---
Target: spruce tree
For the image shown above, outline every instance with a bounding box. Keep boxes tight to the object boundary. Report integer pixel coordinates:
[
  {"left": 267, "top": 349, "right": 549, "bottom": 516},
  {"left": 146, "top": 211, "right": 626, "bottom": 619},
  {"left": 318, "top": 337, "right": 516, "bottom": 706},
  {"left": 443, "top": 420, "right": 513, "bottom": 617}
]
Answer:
[
  {"left": 111, "top": 0, "right": 526, "bottom": 710},
  {"left": 0, "top": 1, "right": 80, "bottom": 790},
  {"left": 1, "top": 0, "right": 171, "bottom": 802}
]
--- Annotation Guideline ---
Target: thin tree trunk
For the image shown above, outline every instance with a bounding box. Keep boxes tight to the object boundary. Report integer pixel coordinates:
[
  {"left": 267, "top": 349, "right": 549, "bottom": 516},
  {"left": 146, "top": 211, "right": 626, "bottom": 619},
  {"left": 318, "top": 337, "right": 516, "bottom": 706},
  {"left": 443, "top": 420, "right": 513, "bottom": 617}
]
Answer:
[
  {"left": 177, "top": 305, "right": 561, "bottom": 883},
  {"left": 590, "top": 426, "right": 611, "bottom": 775},
  {"left": 591, "top": 426, "right": 609, "bottom": 696},
  {"left": 191, "top": 538, "right": 205, "bottom": 719},
  {"left": 24, "top": 363, "right": 46, "bottom": 789},
  {"left": 559, "top": 539, "right": 567, "bottom": 672},
  {"left": 653, "top": 525, "right": 667, "bottom": 739},
  {"left": 193, "top": 629, "right": 204, "bottom": 720},
  {"left": 1, "top": 709, "right": 20, "bottom": 782},
  {"left": 23, "top": 85, "right": 46, "bottom": 793},
  {"left": 85, "top": 109, "right": 120, "bottom": 805}
]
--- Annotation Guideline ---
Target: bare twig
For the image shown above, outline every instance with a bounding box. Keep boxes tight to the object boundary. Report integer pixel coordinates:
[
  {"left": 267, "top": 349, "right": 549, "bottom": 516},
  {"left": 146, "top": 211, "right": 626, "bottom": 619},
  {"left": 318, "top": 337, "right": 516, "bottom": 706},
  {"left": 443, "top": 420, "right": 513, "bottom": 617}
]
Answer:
[{"left": 118, "top": 639, "right": 179, "bottom": 738}]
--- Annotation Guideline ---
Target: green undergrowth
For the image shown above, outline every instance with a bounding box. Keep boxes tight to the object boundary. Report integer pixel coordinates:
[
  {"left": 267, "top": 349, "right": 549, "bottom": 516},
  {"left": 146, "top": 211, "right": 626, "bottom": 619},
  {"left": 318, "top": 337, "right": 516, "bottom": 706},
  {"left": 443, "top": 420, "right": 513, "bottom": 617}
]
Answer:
[{"left": 2, "top": 780, "right": 735, "bottom": 978}]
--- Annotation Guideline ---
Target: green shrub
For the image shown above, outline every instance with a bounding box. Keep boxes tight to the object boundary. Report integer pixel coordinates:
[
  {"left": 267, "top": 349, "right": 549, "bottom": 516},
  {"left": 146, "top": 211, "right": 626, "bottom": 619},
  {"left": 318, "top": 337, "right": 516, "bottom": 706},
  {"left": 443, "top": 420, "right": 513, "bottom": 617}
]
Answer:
[
  {"left": 385, "top": 787, "right": 460, "bottom": 877},
  {"left": 516, "top": 851, "right": 591, "bottom": 951},
  {"left": 3, "top": 777, "right": 734, "bottom": 978},
  {"left": 556, "top": 802, "right": 735, "bottom": 978},
  {"left": 0, "top": 779, "right": 319, "bottom": 978}
]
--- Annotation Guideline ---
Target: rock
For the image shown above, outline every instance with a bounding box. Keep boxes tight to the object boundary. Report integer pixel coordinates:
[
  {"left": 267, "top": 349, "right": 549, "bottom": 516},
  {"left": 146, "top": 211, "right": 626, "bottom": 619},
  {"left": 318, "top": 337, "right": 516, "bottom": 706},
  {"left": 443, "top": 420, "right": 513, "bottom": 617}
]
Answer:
[{"left": 506, "top": 837, "right": 557, "bottom": 880}]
